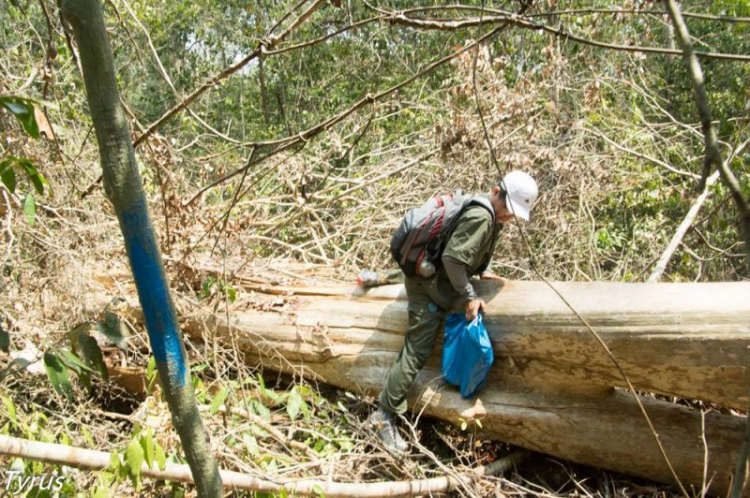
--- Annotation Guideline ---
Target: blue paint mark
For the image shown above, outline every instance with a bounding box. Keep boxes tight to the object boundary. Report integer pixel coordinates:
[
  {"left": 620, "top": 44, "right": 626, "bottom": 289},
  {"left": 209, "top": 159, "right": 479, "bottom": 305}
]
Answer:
[{"left": 120, "top": 200, "right": 187, "bottom": 388}]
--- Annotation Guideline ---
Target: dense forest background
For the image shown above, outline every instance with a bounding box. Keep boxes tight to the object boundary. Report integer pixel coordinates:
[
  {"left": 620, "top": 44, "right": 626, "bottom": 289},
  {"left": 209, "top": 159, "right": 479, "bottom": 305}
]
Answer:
[{"left": 1, "top": 0, "right": 749, "bottom": 496}]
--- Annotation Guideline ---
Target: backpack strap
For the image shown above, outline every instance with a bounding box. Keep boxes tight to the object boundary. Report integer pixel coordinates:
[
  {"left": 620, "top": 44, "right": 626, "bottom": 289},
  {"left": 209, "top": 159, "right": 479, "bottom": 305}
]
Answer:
[
  {"left": 465, "top": 196, "right": 495, "bottom": 225},
  {"left": 438, "top": 195, "right": 496, "bottom": 259},
  {"left": 465, "top": 197, "right": 498, "bottom": 276}
]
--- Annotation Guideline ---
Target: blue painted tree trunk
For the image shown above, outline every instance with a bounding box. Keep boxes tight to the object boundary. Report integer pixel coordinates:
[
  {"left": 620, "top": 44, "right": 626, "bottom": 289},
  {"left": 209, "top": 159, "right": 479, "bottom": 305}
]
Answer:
[{"left": 60, "top": 0, "right": 222, "bottom": 495}]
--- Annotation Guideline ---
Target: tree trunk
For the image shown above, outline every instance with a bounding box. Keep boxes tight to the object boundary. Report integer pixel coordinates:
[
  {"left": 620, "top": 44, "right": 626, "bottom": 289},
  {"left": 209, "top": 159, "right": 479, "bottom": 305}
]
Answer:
[
  {"left": 59, "top": 1, "right": 221, "bottom": 495},
  {"left": 165, "top": 264, "right": 748, "bottom": 494},
  {"left": 259, "top": 55, "right": 270, "bottom": 126}
]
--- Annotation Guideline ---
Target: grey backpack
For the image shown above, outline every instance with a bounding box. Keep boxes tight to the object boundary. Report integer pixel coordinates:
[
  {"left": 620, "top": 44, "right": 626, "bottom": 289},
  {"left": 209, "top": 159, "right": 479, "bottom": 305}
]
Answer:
[{"left": 390, "top": 190, "right": 494, "bottom": 277}]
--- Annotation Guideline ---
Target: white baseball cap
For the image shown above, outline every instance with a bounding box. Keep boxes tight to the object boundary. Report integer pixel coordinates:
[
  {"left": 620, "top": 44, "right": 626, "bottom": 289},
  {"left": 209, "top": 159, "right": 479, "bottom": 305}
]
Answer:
[{"left": 501, "top": 170, "right": 538, "bottom": 221}]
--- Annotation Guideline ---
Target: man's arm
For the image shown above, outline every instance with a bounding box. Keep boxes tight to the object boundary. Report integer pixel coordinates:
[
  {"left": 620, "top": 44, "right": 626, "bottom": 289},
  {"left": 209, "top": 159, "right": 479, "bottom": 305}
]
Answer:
[
  {"left": 442, "top": 254, "right": 476, "bottom": 302},
  {"left": 442, "top": 254, "right": 486, "bottom": 321},
  {"left": 441, "top": 207, "right": 494, "bottom": 321}
]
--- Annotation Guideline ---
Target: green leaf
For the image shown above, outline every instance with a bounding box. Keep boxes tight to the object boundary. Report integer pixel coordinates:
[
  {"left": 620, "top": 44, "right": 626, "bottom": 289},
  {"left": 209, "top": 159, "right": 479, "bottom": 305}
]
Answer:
[
  {"left": 0, "top": 157, "right": 46, "bottom": 195},
  {"left": 29, "top": 171, "right": 46, "bottom": 195},
  {"left": 1, "top": 100, "right": 27, "bottom": 115},
  {"left": 79, "top": 370, "right": 92, "bottom": 392},
  {"left": 242, "top": 434, "right": 258, "bottom": 458},
  {"left": 26, "top": 489, "right": 52, "bottom": 498},
  {"left": 0, "top": 96, "right": 39, "bottom": 139},
  {"left": 97, "top": 311, "right": 128, "bottom": 350},
  {"left": 0, "top": 322, "right": 9, "bottom": 353},
  {"left": 146, "top": 356, "right": 156, "bottom": 379},
  {"left": 56, "top": 348, "right": 94, "bottom": 375},
  {"left": 286, "top": 388, "right": 302, "bottom": 420},
  {"left": 109, "top": 452, "right": 122, "bottom": 473},
  {"left": 312, "top": 484, "right": 326, "bottom": 497},
  {"left": 1, "top": 164, "right": 16, "bottom": 193},
  {"left": 191, "top": 362, "right": 208, "bottom": 373},
  {"left": 23, "top": 193, "right": 35, "bottom": 226},
  {"left": 59, "top": 432, "right": 72, "bottom": 446},
  {"left": 193, "top": 376, "right": 207, "bottom": 403},
  {"left": 141, "top": 428, "right": 155, "bottom": 468},
  {"left": 201, "top": 277, "right": 215, "bottom": 299},
  {"left": 126, "top": 437, "right": 145, "bottom": 477},
  {"left": 154, "top": 442, "right": 166, "bottom": 471},
  {"left": 2, "top": 395, "right": 17, "bottom": 427},
  {"left": 43, "top": 352, "right": 74, "bottom": 402},
  {"left": 171, "top": 484, "right": 186, "bottom": 498},
  {"left": 257, "top": 374, "right": 281, "bottom": 404},
  {"left": 210, "top": 387, "right": 229, "bottom": 415},
  {"left": 92, "top": 487, "right": 109, "bottom": 498},
  {"left": 82, "top": 426, "right": 95, "bottom": 447},
  {"left": 252, "top": 399, "right": 271, "bottom": 421},
  {"left": 226, "top": 285, "right": 237, "bottom": 303},
  {"left": 475, "top": 419, "right": 483, "bottom": 429},
  {"left": 17, "top": 159, "right": 46, "bottom": 195},
  {"left": 72, "top": 325, "right": 109, "bottom": 380}
]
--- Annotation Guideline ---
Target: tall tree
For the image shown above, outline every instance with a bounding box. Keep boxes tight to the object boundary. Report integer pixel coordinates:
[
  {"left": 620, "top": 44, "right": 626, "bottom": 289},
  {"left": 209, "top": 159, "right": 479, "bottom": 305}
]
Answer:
[{"left": 59, "top": 0, "right": 222, "bottom": 495}]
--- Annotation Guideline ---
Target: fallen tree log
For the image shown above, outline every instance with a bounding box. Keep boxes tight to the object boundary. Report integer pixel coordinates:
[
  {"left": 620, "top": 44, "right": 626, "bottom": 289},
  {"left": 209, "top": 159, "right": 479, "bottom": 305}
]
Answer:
[{"left": 106, "top": 270, "right": 750, "bottom": 494}]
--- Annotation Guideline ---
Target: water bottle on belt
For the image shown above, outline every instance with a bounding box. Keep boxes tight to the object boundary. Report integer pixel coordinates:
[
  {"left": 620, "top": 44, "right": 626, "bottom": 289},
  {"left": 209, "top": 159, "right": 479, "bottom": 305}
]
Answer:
[{"left": 418, "top": 259, "right": 436, "bottom": 277}]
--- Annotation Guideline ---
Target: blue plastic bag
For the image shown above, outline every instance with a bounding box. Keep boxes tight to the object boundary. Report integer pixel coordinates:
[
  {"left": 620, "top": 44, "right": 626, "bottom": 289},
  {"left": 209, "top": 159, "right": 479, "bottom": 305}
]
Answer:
[{"left": 442, "top": 313, "right": 494, "bottom": 399}]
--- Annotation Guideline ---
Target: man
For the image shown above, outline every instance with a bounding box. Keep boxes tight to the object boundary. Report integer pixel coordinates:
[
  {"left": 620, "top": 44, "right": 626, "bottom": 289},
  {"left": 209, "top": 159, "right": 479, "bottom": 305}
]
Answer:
[{"left": 368, "top": 170, "right": 539, "bottom": 454}]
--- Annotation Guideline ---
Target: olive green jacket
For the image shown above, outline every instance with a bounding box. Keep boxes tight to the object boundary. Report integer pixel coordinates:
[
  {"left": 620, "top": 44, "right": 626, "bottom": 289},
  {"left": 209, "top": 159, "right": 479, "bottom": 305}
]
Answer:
[{"left": 421, "top": 202, "right": 500, "bottom": 310}]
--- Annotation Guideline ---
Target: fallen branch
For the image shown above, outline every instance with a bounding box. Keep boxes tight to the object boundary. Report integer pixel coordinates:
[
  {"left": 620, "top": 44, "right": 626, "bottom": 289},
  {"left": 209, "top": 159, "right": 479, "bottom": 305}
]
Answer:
[
  {"left": 0, "top": 434, "right": 526, "bottom": 497},
  {"left": 647, "top": 169, "right": 720, "bottom": 282}
]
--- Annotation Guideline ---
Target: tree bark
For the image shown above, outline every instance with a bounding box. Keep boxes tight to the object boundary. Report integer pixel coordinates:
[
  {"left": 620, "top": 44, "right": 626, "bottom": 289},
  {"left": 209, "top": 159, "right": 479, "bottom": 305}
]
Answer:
[
  {"left": 59, "top": 0, "right": 221, "bottom": 495},
  {"left": 259, "top": 55, "right": 270, "bottom": 126}
]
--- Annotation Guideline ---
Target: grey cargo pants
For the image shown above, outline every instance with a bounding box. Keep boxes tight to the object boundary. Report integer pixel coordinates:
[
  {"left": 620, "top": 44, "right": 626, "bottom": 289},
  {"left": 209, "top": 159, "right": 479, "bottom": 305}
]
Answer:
[{"left": 377, "top": 275, "right": 448, "bottom": 415}]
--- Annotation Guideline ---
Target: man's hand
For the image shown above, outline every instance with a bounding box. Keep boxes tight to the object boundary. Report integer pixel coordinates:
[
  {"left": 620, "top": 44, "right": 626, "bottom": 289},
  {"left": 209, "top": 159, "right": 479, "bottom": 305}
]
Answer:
[
  {"left": 480, "top": 271, "right": 503, "bottom": 281},
  {"left": 465, "top": 299, "right": 486, "bottom": 322}
]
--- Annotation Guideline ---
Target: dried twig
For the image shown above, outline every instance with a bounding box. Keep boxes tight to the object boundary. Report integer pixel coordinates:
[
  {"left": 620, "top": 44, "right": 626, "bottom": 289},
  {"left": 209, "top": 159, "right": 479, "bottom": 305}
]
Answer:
[
  {"left": 647, "top": 169, "right": 720, "bottom": 282},
  {"left": 0, "top": 434, "right": 523, "bottom": 497}
]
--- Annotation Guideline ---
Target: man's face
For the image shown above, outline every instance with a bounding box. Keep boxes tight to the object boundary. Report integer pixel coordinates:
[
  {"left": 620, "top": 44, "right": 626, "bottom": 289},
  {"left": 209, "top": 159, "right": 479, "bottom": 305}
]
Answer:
[{"left": 491, "top": 186, "right": 514, "bottom": 225}]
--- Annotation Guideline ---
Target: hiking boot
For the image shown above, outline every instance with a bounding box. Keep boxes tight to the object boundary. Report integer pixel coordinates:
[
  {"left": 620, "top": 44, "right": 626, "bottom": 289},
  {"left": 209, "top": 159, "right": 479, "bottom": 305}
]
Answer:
[{"left": 366, "top": 407, "right": 409, "bottom": 455}]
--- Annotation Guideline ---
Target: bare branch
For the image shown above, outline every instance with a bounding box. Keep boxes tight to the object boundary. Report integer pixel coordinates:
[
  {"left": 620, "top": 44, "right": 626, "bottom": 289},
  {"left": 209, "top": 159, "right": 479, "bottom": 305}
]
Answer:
[
  {"left": 647, "top": 170, "right": 720, "bottom": 282},
  {"left": 265, "top": 17, "right": 379, "bottom": 56},
  {"left": 398, "top": 5, "right": 750, "bottom": 23},
  {"left": 374, "top": 8, "right": 750, "bottom": 62}
]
